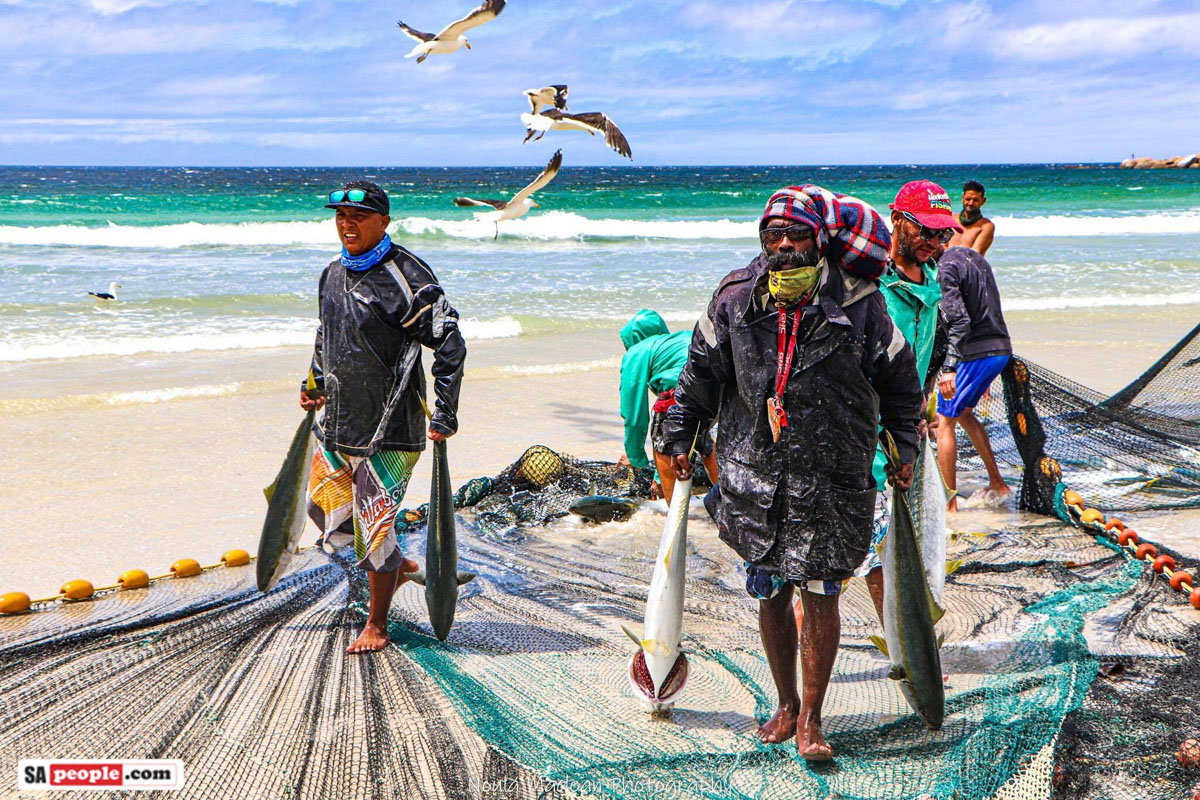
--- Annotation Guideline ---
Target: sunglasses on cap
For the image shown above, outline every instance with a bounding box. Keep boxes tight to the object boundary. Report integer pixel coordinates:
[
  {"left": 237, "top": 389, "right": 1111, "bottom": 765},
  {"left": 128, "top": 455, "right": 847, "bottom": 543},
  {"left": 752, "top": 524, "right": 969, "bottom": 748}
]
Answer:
[
  {"left": 329, "top": 189, "right": 368, "bottom": 204},
  {"left": 900, "top": 211, "right": 954, "bottom": 245},
  {"left": 760, "top": 224, "right": 815, "bottom": 246}
]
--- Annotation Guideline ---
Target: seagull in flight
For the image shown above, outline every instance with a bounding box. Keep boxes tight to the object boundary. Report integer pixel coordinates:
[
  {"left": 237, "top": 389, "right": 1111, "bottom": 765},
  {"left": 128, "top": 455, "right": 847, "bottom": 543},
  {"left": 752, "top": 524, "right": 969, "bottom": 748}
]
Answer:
[
  {"left": 453, "top": 150, "right": 562, "bottom": 239},
  {"left": 520, "top": 104, "right": 632, "bottom": 160},
  {"left": 88, "top": 281, "right": 122, "bottom": 301},
  {"left": 523, "top": 85, "right": 569, "bottom": 114},
  {"left": 397, "top": 0, "right": 506, "bottom": 63}
]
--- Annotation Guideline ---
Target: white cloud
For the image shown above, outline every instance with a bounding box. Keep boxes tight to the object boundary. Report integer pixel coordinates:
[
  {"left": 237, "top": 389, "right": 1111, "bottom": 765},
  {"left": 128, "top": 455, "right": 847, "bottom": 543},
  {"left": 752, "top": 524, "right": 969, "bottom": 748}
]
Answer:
[{"left": 996, "top": 12, "right": 1200, "bottom": 61}]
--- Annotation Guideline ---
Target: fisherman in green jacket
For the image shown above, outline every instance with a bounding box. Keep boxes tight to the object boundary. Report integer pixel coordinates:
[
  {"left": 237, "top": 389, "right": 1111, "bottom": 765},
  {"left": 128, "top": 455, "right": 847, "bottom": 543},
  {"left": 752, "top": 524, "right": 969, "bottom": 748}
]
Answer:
[
  {"left": 617, "top": 309, "right": 717, "bottom": 503},
  {"left": 855, "top": 180, "right": 957, "bottom": 621}
]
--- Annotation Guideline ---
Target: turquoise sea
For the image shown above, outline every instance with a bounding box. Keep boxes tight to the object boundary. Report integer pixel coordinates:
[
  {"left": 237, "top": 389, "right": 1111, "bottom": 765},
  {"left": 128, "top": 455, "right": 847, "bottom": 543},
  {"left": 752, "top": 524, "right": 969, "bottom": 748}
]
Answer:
[{"left": 1, "top": 164, "right": 1198, "bottom": 361}]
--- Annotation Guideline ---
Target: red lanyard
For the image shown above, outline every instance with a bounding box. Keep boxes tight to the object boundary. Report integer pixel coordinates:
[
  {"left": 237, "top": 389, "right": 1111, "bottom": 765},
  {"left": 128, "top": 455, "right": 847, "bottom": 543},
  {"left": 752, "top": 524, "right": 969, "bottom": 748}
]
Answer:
[{"left": 774, "top": 304, "right": 806, "bottom": 401}]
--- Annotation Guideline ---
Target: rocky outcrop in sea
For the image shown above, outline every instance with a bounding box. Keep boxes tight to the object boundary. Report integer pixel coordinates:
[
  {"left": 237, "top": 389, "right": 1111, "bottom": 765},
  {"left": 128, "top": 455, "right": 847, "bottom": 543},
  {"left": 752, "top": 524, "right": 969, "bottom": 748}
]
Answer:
[{"left": 1119, "top": 153, "right": 1200, "bottom": 168}]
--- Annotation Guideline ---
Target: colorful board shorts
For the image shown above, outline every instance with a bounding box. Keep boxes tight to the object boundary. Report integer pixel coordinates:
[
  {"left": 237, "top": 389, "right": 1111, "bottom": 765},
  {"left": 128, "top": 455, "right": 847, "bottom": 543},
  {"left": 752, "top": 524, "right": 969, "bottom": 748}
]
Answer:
[
  {"left": 744, "top": 564, "right": 844, "bottom": 599},
  {"left": 855, "top": 491, "right": 891, "bottom": 577},
  {"left": 306, "top": 447, "right": 420, "bottom": 573},
  {"left": 937, "top": 353, "right": 1011, "bottom": 418}
]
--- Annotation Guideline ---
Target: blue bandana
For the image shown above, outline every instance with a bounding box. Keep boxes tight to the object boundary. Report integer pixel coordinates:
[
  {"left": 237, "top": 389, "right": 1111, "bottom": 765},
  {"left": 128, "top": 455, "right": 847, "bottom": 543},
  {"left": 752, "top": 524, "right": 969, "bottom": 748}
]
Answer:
[{"left": 341, "top": 234, "right": 393, "bottom": 272}]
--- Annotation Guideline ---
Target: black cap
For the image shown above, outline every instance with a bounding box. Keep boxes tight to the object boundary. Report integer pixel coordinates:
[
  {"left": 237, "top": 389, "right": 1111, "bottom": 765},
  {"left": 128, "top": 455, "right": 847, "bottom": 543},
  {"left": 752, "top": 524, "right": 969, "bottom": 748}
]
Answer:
[{"left": 325, "top": 180, "right": 390, "bottom": 216}]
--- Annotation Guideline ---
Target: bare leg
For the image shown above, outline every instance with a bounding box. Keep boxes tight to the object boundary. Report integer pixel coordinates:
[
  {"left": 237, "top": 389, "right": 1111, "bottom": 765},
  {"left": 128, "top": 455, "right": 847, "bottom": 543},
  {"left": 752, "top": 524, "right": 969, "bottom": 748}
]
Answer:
[
  {"left": 796, "top": 587, "right": 839, "bottom": 760},
  {"left": 758, "top": 584, "right": 800, "bottom": 744},
  {"left": 347, "top": 557, "right": 419, "bottom": 654},
  {"left": 653, "top": 451, "right": 676, "bottom": 505},
  {"left": 936, "top": 412, "right": 959, "bottom": 512},
  {"left": 957, "top": 409, "right": 1012, "bottom": 496},
  {"left": 865, "top": 568, "right": 885, "bottom": 626}
]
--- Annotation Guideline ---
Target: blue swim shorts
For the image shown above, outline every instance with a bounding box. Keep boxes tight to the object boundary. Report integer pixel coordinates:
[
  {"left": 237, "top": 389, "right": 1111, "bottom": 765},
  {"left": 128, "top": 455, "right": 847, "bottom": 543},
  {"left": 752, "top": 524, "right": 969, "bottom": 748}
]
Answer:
[
  {"left": 744, "top": 564, "right": 844, "bottom": 599},
  {"left": 937, "top": 354, "right": 1010, "bottom": 418}
]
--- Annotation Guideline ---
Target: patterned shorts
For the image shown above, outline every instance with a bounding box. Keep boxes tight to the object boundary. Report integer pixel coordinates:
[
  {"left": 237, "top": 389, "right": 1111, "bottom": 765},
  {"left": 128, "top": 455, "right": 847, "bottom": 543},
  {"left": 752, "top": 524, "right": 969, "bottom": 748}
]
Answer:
[
  {"left": 744, "top": 564, "right": 844, "bottom": 599},
  {"left": 306, "top": 447, "right": 420, "bottom": 573},
  {"left": 855, "top": 491, "right": 891, "bottom": 577}
]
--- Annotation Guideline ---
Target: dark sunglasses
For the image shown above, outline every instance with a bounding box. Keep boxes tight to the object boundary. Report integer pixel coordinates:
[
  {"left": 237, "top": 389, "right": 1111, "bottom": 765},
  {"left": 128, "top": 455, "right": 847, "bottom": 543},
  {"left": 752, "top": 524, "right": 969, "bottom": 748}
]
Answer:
[
  {"left": 329, "top": 189, "right": 368, "bottom": 204},
  {"left": 900, "top": 211, "right": 954, "bottom": 245},
  {"left": 760, "top": 224, "right": 815, "bottom": 245}
]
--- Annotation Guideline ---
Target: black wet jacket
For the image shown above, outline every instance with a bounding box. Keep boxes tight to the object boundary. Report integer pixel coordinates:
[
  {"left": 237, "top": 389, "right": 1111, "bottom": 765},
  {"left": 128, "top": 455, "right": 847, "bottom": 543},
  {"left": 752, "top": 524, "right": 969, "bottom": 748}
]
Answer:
[
  {"left": 308, "top": 244, "right": 466, "bottom": 456},
  {"left": 937, "top": 246, "right": 1012, "bottom": 370},
  {"left": 662, "top": 255, "right": 923, "bottom": 581}
]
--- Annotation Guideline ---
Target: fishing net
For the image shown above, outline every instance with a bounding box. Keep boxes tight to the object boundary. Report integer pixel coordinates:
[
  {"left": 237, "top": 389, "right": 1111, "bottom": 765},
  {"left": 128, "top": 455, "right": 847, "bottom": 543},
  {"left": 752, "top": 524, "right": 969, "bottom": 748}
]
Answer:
[
  {"left": 962, "top": 321, "right": 1200, "bottom": 513},
  {"left": 2, "top": 334, "right": 1199, "bottom": 800}
]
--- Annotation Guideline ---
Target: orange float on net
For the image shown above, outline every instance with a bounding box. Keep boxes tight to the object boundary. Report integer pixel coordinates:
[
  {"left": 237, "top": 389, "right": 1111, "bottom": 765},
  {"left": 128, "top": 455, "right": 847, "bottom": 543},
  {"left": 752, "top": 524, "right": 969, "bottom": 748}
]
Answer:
[
  {"left": 1170, "top": 571, "right": 1194, "bottom": 592},
  {"left": 1118, "top": 529, "right": 1140, "bottom": 547},
  {"left": 59, "top": 579, "right": 95, "bottom": 601},
  {"left": 1135, "top": 543, "right": 1158, "bottom": 561},
  {"left": 1063, "top": 490, "right": 1083, "bottom": 508},
  {"left": 0, "top": 591, "right": 32, "bottom": 614},
  {"left": 1192, "top": 587, "right": 1200, "bottom": 610},
  {"left": 1080, "top": 508, "right": 1104, "bottom": 525},
  {"left": 221, "top": 549, "right": 250, "bottom": 567},
  {"left": 118, "top": 569, "right": 150, "bottom": 590},
  {"left": 1153, "top": 555, "right": 1176, "bottom": 573},
  {"left": 1104, "top": 518, "right": 1125, "bottom": 531},
  {"left": 170, "top": 558, "right": 202, "bottom": 578}
]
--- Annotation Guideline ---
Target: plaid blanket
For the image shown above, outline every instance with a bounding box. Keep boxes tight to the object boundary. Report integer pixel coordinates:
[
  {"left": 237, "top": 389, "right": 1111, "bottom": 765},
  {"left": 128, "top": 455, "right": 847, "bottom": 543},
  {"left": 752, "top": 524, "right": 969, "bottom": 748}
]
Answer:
[{"left": 760, "top": 184, "right": 891, "bottom": 280}]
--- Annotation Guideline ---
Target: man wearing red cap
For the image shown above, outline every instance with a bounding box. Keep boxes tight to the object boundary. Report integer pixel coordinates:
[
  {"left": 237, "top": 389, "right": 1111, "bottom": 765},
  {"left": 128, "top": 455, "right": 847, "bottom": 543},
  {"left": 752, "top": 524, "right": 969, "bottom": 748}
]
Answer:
[
  {"left": 662, "top": 185, "right": 923, "bottom": 761},
  {"left": 853, "top": 180, "right": 961, "bottom": 620}
]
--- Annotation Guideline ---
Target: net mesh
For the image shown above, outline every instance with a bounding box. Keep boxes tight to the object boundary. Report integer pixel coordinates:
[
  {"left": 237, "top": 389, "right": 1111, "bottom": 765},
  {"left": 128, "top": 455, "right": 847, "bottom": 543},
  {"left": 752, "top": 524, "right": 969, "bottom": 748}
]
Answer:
[{"left": 2, "top": 333, "right": 1199, "bottom": 800}]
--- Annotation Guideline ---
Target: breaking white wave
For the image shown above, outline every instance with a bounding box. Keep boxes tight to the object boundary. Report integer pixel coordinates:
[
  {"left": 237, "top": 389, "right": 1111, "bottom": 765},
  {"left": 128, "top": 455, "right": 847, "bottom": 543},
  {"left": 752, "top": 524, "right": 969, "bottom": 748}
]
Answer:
[
  {"left": 459, "top": 315, "right": 522, "bottom": 340},
  {"left": 1004, "top": 290, "right": 1200, "bottom": 311},
  {"left": 499, "top": 358, "right": 620, "bottom": 376}
]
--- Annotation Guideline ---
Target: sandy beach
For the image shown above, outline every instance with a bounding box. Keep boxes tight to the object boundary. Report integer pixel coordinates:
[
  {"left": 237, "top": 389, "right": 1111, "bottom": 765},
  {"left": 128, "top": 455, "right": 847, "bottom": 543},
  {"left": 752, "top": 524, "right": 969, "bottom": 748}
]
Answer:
[{"left": 3, "top": 303, "right": 1198, "bottom": 601}]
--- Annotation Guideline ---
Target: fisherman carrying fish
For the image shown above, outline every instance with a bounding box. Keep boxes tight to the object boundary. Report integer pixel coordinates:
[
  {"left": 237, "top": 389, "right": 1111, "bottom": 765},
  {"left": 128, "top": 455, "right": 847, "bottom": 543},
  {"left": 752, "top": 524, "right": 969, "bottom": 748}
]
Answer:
[
  {"left": 615, "top": 309, "right": 718, "bottom": 502},
  {"left": 301, "top": 181, "right": 467, "bottom": 654},
  {"left": 663, "top": 185, "right": 923, "bottom": 761},
  {"left": 846, "top": 180, "right": 958, "bottom": 623}
]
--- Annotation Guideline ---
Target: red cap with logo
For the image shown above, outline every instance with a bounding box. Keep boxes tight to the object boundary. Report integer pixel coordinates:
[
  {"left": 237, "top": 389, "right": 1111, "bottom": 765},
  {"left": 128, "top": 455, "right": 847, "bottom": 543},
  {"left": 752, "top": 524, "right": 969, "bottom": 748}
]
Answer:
[{"left": 889, "top": 180, "right": 963, "bottom": 232}]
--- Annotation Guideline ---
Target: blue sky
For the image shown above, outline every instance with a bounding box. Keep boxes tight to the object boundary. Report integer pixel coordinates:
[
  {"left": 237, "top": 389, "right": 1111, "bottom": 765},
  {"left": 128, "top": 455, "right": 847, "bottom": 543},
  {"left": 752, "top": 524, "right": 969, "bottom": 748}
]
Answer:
[{"left": 1, "top": 0, "right": 1197, "bottom": 166}]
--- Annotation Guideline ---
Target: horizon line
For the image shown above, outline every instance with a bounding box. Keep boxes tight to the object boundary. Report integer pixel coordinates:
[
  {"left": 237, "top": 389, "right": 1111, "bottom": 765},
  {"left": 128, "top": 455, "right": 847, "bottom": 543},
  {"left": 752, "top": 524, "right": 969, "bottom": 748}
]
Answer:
[{"left": 0, "top": 161, "right": 1124, "bottom": 170}]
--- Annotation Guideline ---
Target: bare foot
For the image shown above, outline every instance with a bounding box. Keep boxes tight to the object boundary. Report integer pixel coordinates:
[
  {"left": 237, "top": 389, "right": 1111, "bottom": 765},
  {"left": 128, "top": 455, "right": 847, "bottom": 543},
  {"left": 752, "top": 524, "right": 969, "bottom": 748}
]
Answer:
[
  {"left": 757, "top": 706, "right": 799, "bottom": 744},
  {"left": 796, "top": 717, "right": 833, "bottom": 762},
  {"left": 346, "top": 623, "right": 390, "bottom": 654}
]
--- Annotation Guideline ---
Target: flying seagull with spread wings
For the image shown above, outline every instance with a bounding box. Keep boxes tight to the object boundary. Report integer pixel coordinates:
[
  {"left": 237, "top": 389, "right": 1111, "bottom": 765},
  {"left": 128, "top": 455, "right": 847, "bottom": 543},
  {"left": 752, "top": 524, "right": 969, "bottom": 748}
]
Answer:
[
  {"left": 453, "top": 150, "right": 562, "bottom": 239},
  {"left": 397, "top": 0, "right": 506, "bottom": 63},
  {"left": 520, "top": 106, "right": 632, "bottom": 160},
  {"left": 523, "top": 85, "right": 569, "bottom": 114}
]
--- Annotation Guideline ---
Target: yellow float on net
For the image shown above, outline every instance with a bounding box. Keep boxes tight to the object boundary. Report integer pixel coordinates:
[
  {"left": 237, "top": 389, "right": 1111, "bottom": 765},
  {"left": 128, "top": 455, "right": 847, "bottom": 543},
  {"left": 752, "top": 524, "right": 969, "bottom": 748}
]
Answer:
[
  {"left": 221, "top": 549, "right": 250, "bottom": 567},
  {"left": 118, "top": 569, "right": 150, "bottom": 590},
  {"left": 170, "top": 559, "right": 202, "bottom": 578},
  {"left": 1079, "top": 508, "right": 1104, "bottom": 525},
  {"left": 0, "top": 591, "right": 32, "bottom": 614},
  {"left": 1063, "top": 490, "right": 1083, "bottom": 508},
  {"left": 60, "top": 579, "right": 95, "bottom": 601}
]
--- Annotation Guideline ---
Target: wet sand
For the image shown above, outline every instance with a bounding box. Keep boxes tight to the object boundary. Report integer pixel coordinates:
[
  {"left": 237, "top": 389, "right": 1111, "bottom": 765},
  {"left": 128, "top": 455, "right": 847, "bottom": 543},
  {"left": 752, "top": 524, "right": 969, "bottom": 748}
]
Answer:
[{"left": 2, "top": 308, "right": 1198, "bottom": 600}]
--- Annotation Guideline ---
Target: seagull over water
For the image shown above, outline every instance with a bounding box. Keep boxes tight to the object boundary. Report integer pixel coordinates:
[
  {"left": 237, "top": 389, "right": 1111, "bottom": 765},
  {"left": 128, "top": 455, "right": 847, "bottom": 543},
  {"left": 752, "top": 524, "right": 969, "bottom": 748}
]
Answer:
[
  {"left": 453, "top": 150, "right": 562, "bottom": 239},
  {"left": 397, "top": 0, "right": 506, "bottom": 63},
  {"left": 520, "top": 93, "right": 632, "bottom": 160},
  {"left": 523, "top": 85, "right": 569, "bottom": 114},
  {"left": 88, "top": 281, "right": 122, "bottom": 301}
]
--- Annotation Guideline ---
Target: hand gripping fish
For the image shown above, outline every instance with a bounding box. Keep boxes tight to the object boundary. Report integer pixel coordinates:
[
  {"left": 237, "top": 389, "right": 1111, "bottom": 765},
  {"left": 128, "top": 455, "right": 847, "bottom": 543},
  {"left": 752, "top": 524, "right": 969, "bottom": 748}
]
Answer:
[
  {"left": 622, "top": 475, "right": 691, "bottom": 712},
  {"left": 257, "top": 406, "right": 318, "bottom": 592},
  {"left": 873, "top": 433, "right": 947, "bottom": 730}
]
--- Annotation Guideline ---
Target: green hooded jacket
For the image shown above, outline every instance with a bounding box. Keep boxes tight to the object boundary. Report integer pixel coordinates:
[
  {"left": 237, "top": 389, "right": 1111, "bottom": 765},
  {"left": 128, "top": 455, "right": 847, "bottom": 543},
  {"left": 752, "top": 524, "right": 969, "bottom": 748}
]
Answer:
[
  {"left": 871, "top": 260, "right": 942, "bottom": 491},
  {"left": 619, "top": 310, "right": 691, "bottom": 468}
]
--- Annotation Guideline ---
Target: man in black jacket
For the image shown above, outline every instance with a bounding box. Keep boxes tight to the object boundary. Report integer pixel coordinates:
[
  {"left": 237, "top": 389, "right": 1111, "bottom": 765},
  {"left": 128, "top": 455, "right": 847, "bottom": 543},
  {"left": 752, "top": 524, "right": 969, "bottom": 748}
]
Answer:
[
  {"left": 301, "top": 180, "right": 467, "bottom": 653},
  {"left": 663, "top": 185, "right": 923, "bottom": 761},
  {"left": 934, "top": 246, "right": 1012, "bottom": 511}
]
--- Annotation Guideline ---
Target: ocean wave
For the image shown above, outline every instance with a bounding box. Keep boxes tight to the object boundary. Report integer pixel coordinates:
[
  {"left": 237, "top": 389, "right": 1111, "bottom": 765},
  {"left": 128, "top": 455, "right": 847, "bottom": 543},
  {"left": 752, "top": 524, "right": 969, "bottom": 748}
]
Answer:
[
  {"left": 104, "top": 383, "right": 244, "bottom": 405},
  {"left": 3, "top": 209, "right": 1200, "bottom": 247},
  {"left": 1005, "top": 290, "right": 1200, "bottom": 311},
  {"left": 0, "top": 315, "right": 521, "bottom": 362},
  {"left": 498, "top": 357, "right": 620, "bottom": 376}
]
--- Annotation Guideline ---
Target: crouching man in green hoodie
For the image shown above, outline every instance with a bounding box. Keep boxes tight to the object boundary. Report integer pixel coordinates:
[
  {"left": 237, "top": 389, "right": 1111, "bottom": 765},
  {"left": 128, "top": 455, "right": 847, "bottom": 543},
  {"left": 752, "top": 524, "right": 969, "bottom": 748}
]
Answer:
[{"left": 617, "top": 309, "right": 718, "bottom": 502}]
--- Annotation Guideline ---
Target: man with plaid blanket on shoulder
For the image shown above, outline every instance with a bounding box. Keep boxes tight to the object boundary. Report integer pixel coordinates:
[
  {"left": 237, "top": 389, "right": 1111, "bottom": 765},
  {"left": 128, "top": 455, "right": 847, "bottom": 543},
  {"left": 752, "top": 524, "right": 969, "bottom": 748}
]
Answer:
[{"left": 662, "top": 185, "right": 923, "bottom": 761}]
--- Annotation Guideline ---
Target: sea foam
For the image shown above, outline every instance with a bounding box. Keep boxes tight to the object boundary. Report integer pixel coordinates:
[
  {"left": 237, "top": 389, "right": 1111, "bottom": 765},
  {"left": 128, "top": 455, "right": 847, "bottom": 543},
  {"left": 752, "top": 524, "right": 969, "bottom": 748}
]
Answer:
[{"left": 3, "top": 210, "right": 1200, "bottom": 247}]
